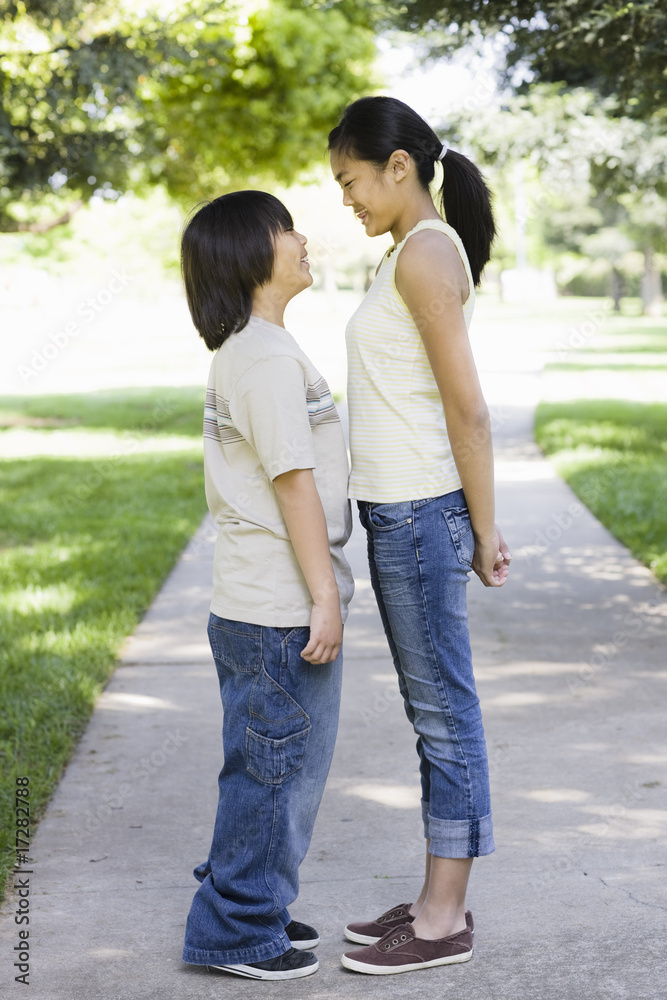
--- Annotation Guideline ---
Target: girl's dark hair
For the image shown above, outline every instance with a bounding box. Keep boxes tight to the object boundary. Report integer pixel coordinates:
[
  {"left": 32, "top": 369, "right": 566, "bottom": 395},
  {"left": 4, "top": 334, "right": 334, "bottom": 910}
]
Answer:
[
  {"left": 328, "top": 96, "right": 495, "bottom": 286},
  {"left": 181, "top": 190, "right": 293, "bottom": 351}
]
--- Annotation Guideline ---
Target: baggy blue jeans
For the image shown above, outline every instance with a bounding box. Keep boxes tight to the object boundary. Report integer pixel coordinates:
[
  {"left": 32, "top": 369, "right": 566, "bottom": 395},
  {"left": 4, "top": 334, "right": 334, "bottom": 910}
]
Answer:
[
  {"left": 182, "top": 614, "right": 343, "bottom": 966},
  {"left": 357, "top": 489, "right": 494, "bottom": 858}
]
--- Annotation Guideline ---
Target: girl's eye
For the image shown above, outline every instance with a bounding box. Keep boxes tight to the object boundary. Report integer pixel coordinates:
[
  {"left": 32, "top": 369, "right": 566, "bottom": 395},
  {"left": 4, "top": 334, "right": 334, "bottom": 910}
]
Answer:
[{"left": 344, "top": 181, "right": 352, "bottom": 188}]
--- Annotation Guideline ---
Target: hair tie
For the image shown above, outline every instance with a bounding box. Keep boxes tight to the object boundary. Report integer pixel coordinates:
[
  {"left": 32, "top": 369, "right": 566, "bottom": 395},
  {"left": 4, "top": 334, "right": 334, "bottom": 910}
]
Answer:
[{"left": 437, "top": 141, "right": 449, "bottom": 161}]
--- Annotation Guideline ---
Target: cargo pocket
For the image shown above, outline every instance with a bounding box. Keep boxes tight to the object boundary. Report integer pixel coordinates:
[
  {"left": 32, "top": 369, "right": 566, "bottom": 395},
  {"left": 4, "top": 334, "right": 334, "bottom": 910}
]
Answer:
[
  {"left": 442, "top": 506, "right": 475, "bottom": 569},
  {"left": 245, "top": 726, "right": 311, "bottom": 785},
  {"left": 246, "top": 666, "right": 311, "bottom": 785}
]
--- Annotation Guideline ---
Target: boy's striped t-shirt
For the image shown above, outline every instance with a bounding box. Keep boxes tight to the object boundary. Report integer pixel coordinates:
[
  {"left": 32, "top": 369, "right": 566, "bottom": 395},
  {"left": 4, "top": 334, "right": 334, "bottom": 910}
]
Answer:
[
  {"left": 345, "top": 218, "right": 475, "bottom": 503},
  {"left": 204, "top": 315, "right": 354, "bottom": 627}
]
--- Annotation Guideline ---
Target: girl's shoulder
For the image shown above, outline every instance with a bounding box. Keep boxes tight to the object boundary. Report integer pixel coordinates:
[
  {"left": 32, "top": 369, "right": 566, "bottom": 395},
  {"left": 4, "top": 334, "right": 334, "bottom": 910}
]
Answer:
[
  {"left": 397, "top": 219, "right": 465, "bottom": 260},
  {"left": 395, "top": 220, "right": 472, "bottom": 304}
]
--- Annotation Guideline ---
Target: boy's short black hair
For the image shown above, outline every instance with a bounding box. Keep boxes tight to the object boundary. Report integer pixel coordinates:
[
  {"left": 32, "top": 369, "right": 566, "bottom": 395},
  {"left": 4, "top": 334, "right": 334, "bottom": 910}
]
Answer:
[{"left": 181, "top": 190, "right": 293, "bottom": 351}]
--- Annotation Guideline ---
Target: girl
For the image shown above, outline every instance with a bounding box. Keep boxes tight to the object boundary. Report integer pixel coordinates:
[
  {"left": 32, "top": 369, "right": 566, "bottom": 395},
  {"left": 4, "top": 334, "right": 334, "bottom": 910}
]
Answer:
[
  {"left": 329, "top": 96, "right": 511, "bottom": 975},
  {"left": 180, "top": 191, "right": 354, "bottom": 980}
]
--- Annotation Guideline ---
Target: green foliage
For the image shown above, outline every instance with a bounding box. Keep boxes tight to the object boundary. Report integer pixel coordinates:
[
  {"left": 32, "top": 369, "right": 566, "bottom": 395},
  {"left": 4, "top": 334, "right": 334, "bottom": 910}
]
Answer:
[
  {"left": 447, "top": 84, "right": 667, "bottom": 294},
  {"left": 389, "top": 0, "right": 667, "bottom": 121},
  {"left": 146, "top": 1, "right": 377, "bottom": 199},
  {"left": 535, "top": 399, "right": 667, "bottom": 584},
  {"left": 452, "top": 85, "right": 667, "bottom": 199},
  {"left": 0, "top": 388, "right": 207, "bottom": 899},
  {"left": 0, "top": 185, "right": 185, "bottom": 279},
  {"left": 0, "top": 0, "right": 376, "bottom": 228}
]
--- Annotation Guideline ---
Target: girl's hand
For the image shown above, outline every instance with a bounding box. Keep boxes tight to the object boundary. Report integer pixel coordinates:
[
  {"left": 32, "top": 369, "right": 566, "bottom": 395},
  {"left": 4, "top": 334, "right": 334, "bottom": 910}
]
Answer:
[
  {"left": 472, "top": 524, "right": 511, "bottom": 588},
  {"left": 301, "top": 600, "right": 343, "bottom": 665}
]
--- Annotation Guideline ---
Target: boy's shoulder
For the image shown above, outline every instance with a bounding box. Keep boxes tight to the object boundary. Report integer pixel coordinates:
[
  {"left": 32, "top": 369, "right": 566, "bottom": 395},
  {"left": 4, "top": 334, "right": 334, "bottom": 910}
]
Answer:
[{"left": 214, "top": 315, "right": 309, "bottom": 386}]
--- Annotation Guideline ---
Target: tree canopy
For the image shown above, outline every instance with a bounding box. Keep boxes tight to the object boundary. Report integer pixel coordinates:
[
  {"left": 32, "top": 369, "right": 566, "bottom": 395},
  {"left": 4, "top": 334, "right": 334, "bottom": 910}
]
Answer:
[
  {"left": 386, "top": 0, "right": 667, "bottom": 121},
  {"left": 0, "top": 0, "right": 376, "bottom": 230},
  {"left": 447, "top": 83, "right": 667, "bottom": 310}
]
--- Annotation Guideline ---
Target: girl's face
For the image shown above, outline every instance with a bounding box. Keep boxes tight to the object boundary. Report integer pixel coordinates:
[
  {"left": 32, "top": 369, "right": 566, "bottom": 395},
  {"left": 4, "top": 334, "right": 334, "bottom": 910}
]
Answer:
[
  {"left": 330, "top": 151, "right": 396, "bottom": 238},
  {"left": 269, "top": 226, "right": 312, "bottom": 297}
]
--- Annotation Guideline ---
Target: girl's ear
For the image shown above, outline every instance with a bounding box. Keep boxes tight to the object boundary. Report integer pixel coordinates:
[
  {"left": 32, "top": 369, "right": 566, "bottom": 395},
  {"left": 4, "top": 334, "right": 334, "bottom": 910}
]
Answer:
[{"left": 388, "top": 149, "right": 411, "bottom": 183}]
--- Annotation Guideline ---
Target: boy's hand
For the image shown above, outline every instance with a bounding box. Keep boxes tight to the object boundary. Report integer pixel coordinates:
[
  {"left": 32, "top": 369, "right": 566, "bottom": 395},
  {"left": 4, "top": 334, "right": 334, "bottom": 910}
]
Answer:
[
  {"left": 301, "top": 601, "right": 342, "bottom": 665},
  {"left": 273, "top": 468, "right": 343, "bottom": 663}
]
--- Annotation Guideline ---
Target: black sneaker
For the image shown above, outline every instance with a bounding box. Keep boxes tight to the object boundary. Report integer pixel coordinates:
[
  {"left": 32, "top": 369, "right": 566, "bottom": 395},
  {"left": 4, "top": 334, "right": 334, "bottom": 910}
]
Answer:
[
  {"left": 209, "top": 947, "right": 318, "bottom": 981},
  {"left": 286, "top": 919, "right": 320, "bottom": 949}
]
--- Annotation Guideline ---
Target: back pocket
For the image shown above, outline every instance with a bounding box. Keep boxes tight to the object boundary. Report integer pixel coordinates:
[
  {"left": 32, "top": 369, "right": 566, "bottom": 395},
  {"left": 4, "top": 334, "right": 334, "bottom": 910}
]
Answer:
[
  {"left": 208, "top": 615, "right": 261, "bottom": 673},
  {"left": 442, "top": 507, "right": 474, "bottom": 568}
]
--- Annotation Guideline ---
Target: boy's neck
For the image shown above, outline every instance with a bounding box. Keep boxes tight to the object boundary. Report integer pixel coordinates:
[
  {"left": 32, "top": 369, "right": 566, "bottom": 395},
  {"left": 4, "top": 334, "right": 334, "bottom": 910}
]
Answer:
[{"left": 251, "top": 287, "right": 288, "bottom": 328}]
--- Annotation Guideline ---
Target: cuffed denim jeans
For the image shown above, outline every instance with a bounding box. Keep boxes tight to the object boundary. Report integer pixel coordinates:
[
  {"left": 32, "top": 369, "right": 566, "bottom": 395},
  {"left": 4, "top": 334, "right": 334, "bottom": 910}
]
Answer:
[
  {"left": 182, "top": 614, "right": 342, "bottom": 966},
  {"left": 358, "top": 489, "right": 494, "bottom": 858}
]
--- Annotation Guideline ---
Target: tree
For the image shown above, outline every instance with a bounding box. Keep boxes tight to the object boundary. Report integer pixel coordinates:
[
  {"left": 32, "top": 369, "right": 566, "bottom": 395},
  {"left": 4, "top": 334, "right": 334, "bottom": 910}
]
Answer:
[
  {"left": 447, "top": 85, "right": 667, "bottom": 312},
  {"left": 384, "top": 0, "right": 667, "bottom": 121},
  {"left": 0, "top": 0, "right": 375, "bottom": 231}
]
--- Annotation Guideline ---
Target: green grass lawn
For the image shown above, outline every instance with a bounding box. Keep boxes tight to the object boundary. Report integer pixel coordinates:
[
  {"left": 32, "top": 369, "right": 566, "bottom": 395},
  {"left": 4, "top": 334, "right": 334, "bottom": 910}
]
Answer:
[
  {"left": 0, "top": 387, "right": 206, "bottom": 436},
  {"left": 588, "top": 317, "right": 667, "bottom": 351},
  {"left": 0, "top": 388, "right": 207, "bottom": 900},
  {"left": 535, "top": 308, "right": 667, "bottom": 585},
  {"left": 546, "top": 362, "right": 667, "bottom": 371}
]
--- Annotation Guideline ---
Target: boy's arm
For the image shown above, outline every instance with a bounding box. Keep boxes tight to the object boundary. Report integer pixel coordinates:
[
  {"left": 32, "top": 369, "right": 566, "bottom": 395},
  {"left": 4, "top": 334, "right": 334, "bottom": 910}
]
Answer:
[{"left": 273, "top": 467, "right": 342, "bottom": 665}]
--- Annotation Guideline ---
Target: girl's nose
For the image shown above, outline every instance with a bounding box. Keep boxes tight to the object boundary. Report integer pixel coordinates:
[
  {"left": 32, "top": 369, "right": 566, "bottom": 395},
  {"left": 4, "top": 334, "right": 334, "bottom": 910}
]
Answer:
[{"left": 342, "top": 189, "right": 353, "bottom": 207}]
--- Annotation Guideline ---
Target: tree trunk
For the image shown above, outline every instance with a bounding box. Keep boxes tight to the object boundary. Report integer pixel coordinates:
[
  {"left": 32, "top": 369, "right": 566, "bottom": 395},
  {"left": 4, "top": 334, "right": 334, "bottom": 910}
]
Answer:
[
  {"left": 641, "top": 247, "right": 664, "bottom": 317},
  {"left": 514, "top": 159, "right": 528, "bottom": 270},
  {"left": 611, "top": 267, "right": 623, "bottom": 313}
]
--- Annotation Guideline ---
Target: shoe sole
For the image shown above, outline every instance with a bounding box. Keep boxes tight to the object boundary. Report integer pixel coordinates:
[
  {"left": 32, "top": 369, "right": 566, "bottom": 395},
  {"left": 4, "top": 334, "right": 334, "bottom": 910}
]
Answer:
[
  {"left": 341, "top": 950, "right": 472, "bottom": 975},
  {"left": 290, "top": 937, "right": 320, "bottom": 950},
  {"left": 209, "top": 959, "right": 319, "bottom": 981},
  {"left": 344, "top": 929, "right": 383, "bottom": 945}
]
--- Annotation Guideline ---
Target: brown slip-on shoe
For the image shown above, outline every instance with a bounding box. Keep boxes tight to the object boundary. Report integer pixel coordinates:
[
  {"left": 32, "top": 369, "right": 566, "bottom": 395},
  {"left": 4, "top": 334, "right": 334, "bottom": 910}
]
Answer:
[
  {"left": 341, "top": 921, "right": 472, "bottom": 975},
  {"left": 344, "top": 904, "right": 474, "bottom": 945},
  {"left": 344, "top": 903, "right": 414, "bottom": 945}
]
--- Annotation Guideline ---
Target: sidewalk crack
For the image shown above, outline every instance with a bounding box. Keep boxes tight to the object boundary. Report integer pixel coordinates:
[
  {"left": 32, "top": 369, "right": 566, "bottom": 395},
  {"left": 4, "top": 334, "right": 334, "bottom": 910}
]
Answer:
[{"left": 598, "top": 877, "right": 667, "bottom": 912}]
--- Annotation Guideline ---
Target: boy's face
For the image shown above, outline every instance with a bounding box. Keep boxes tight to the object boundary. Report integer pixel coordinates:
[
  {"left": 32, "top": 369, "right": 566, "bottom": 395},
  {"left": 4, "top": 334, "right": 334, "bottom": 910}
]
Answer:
[{"left": 269, "top": 227, "right": 313, "bottom": 299}]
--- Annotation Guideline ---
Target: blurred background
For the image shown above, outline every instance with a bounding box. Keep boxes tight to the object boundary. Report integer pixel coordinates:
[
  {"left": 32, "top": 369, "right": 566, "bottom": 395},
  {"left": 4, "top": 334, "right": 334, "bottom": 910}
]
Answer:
[
  {"left": 1, "top": 0, "right": 666, "bottom": 894},
  {"left": 2, "top": 0, "right": 666, "bottom": 397}
]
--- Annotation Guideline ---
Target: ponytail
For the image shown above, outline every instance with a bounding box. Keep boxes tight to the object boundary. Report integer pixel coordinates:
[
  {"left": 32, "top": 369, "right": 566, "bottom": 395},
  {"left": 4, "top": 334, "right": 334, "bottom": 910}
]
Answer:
[
  {"left": 329, "top": 96, "right": 495, "bottom": 286},
  {"left": 440, "top": 150, "right": 496, "bottom": 287}
]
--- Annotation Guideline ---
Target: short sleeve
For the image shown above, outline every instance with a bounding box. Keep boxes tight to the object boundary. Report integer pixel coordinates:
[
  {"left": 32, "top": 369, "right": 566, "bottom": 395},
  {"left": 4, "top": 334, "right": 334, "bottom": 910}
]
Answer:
[{"left": 229, "top": 355, "right": 316, "bottom": 479}]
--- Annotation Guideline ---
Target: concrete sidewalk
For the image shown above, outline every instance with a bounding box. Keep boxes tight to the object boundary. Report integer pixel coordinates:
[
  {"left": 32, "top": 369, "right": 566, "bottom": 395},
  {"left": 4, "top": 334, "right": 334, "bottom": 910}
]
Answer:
[{"left": 2, "top": 337, "right": 666, "bottom": 999}]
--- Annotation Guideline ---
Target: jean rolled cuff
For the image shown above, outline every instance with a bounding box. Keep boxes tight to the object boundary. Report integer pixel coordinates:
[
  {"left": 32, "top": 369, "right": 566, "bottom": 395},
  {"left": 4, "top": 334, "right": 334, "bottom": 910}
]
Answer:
[
  {"left": 426, "top": 812, "right": 494, "bottom": 858},
  {"left": 421, "top": 798, "right": 430, "bottom": 840}
]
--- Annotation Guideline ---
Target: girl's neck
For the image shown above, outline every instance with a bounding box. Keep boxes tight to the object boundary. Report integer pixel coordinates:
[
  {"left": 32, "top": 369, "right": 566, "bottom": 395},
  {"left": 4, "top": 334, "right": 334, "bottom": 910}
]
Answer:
[{"left": 390, "top": 191, "right": 441, "bottom": 247}]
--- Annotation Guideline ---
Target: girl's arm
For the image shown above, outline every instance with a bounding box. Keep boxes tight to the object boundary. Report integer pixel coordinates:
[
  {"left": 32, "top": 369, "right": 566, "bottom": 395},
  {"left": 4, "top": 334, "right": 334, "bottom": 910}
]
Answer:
[
  {"left": 273, "top": 467, "right": 343, "bottom": 663},
  {"left": 395, "top": 229, "right": 510, "bottom": 587}
]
